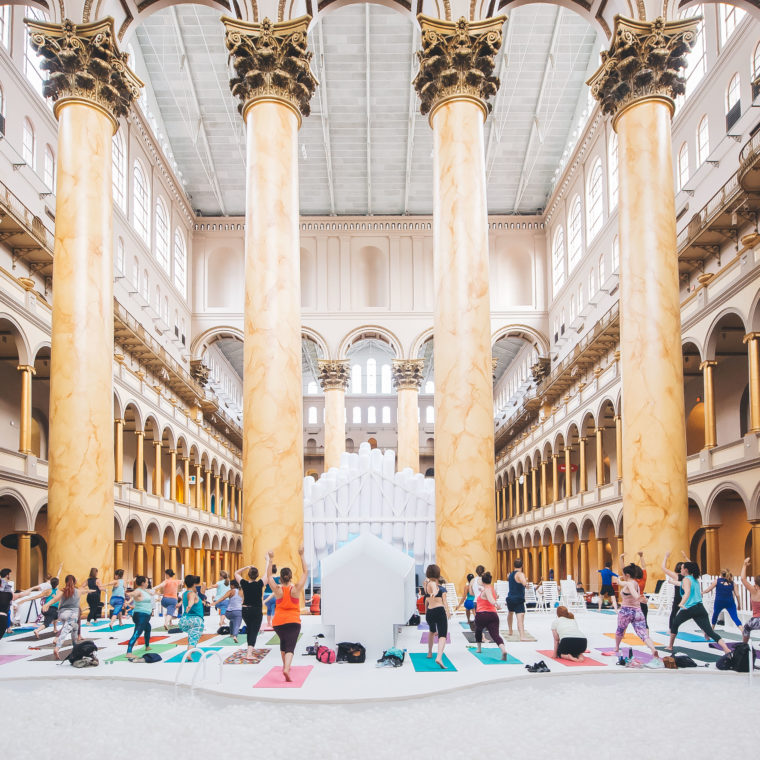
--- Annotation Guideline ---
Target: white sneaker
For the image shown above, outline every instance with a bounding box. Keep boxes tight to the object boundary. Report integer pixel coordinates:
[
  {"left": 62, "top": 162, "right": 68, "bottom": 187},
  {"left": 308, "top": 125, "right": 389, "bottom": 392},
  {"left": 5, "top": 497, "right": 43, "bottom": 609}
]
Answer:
[{"left": 645, "top": 657, "right": 664, "bottom": 669}]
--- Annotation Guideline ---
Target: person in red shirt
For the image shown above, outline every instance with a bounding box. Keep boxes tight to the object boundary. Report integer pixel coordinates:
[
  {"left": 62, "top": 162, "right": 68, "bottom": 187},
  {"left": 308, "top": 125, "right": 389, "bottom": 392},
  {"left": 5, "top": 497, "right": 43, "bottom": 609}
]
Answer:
[{"left": 621, "top": 552, "right": 648, "bottom": 622}]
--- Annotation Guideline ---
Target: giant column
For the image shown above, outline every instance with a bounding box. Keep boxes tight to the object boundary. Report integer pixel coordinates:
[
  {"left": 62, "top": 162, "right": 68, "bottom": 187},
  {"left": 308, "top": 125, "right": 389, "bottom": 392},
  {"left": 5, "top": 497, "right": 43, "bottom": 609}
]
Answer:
[
  {"left": 223, "top": 16, "right": 317, "bottom": 564},
  {"left": 318, "top": 360, "right": 350, "bottom": 471},
  {"left": 392, "top": 359, "right": 424, "bottom": 472},
  {"left": 26, "top": 18, "right": 140, "bottom": 580},
  {"left": 589, "top": 16, "right": 698, "bottom": 580},
  {"left": 413, "top": 15, "right": 505, "bottom": 584}
]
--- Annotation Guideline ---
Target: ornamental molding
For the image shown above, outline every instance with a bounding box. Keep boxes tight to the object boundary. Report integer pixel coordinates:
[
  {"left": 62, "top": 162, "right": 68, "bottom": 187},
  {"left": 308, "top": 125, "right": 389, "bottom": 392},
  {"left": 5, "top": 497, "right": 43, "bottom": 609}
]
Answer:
[
  {"left": 25, "top": 17, "right": 142, "bottom": 128},
  {"left": 587, "top": 15, "right": 699, "bottom": 125},
  {"left": 413, "top": 14, "right": 506, "bottom": 120},
  {"left": 221, "top": 15, "right": 317, "bottom": 121},
  {"left": 392, "top": 359, "right": 425, "bottom": 391},
  {"left": 317, "top": 359, "right": 350, "bottom": 391}
]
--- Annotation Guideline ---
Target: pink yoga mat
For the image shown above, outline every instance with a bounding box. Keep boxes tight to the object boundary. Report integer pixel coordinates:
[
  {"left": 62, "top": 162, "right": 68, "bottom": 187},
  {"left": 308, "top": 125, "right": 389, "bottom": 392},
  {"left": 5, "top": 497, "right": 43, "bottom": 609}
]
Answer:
[
  {"left": 420, "top": 632, "right": 451, "bottom": 644},
  {"left": 0, "top": 655, "right": 27, "bottom": 666},
  {"left": 254, "top": 665, "right": 313, "bottom": 689},
  {"left": 536, "top": 650, "right": 606, "bottom": 667}
]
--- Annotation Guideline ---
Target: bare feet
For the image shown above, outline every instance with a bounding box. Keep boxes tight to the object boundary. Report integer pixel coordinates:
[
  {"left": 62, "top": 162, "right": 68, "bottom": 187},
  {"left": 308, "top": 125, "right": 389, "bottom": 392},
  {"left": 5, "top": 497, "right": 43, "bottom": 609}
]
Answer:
[
  {"left": 501, "top": 651, "right": 508, "bottom": 661},
  {"left": 33, "top": 629, "right": 40, "bottom": 640},
  {"left": 283, "top": 668, "right": 292, "bottom": 682},
  {"left": 435, "top": 658, "right": 446, "bottom": 669},
  {"left": 53, "top": 647, "right": 60, "bottom": 660},
  {"left": 519, "top": 637, "right": 530, "bottom": 642},
  {"left": 426, "top": 653, "right": 432, "bottom": 659}
]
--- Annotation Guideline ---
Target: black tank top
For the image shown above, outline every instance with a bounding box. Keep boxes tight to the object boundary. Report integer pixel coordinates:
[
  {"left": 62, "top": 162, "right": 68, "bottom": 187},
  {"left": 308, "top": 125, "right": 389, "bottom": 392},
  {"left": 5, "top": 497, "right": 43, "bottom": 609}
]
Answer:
[{"left": 508, "top": 571, "right": 525, "bottom": 601}]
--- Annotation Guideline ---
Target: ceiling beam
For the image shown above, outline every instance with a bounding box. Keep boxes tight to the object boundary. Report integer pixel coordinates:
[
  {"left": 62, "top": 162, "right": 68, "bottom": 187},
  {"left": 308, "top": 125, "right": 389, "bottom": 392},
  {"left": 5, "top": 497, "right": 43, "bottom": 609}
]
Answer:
[
  {"left": 315, "top": 21, "right": 336, "bottom": 215},
  {"left": 403, "top": 24, "right": 419, "bottom": 214},
  {"left": 365, "top": 4, "right": 372, "bottom": 215}
]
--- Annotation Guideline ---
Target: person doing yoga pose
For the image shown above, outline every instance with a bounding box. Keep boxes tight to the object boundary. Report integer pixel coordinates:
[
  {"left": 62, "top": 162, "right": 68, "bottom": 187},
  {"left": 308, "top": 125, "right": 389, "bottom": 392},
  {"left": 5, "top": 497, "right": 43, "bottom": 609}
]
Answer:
[{"left": 423, "top": 564, "right": 450, "bottom": 669}]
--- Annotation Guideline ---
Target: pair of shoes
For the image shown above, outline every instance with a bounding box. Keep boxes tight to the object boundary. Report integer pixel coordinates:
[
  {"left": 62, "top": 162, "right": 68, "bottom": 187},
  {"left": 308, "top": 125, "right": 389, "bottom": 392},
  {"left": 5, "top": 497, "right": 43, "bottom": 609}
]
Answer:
[
  {"left": 526, "top": 660, "right": 550, "bottom": 673},
  {"left": 616, "top": 656, "right": 627, "bottom": 666},
  {"left": 625, "top": 658, "right": 644, "bottom": 669},
  {"left": 645, "top": 657, "right": 665, "bottom": 669}
]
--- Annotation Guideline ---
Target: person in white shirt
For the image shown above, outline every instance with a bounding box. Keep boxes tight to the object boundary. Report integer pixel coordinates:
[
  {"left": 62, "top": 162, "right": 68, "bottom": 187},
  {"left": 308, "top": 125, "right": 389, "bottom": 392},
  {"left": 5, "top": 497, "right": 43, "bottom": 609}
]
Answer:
[{"left": 550, "top": 605, "right": 587, "bottom": 662}]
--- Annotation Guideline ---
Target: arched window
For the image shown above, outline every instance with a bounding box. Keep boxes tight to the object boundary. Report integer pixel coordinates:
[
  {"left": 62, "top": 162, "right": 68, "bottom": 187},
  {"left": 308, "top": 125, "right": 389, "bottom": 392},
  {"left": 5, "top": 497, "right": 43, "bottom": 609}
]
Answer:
[
  {"left": 612, "top": 236, "right": 619, "bottom": 270},
  {"left": 116, "top": 238, "right": 125, "bottom": 273},
  {"left": 577, "top": 283, "right": 584, "bottom": 314},
  {"left": 141, "top": 269, "right": 149, "bottom": 301},
  {"left": 380, "top": 364, "right": 391, "bottom": 394},
  {"left": 154, "top": 198, "right": 170, "bottom": 272},
  {"left": 608, "top": 132, "right": 618, "bottom": 210},
  {"left": 22, "top": 118, "right": 35, "bottom": 168},
  {"left": 307, "top": 406, "right": 317, "bottom": 424},
  {"left": 0, "top": 6, "right": 9, "bottom": 48},
  {"left": 424, "top": 380, "right": 434, "bottom": 394},
  {"left": 24, "top": 6, "right": 46, "bottom": 96},
  {"left": 382, "top": 406, "right": 391, "bottom": 424},
  {"left": 586, "top": 159, "right": 603, "bottom": 240},
  {"left": 598, "top": 253, "right": 606, "bottom": 285},
  {"left": 351, "top": 364, "right": 362, "bottom": 394},
  {"left": 680, "top": 5, "right": 705, "bottom": 97},
  {"left": 133, "top": 161, "right": 150, "bottom": 244},
  {"left": 677, "top": 143, "right": 689, "bottom": 191},
  {"left": 367, "top": 406, "right": 376, "bottom": 424},
  {"left": 306, "top": 381, "right": 318, "bottom": 394},
  {"left": 754, "top": 41, "right": 760, "bottom": 82},
  {"left": 366, "top": 358, "right": 377, "bottom": 394},
  {"left": 696, "top": 115, "right": 709, "bottom": 166},
  {"left": 425, "top": 406, "right": 435, "bottom": 424},
  {"left": 154, "top": 284, "right": 160, "bottom": 312},
  {"left": 43, "top": 145, "right": 55, "bottom": 189},
  {"left": 567, "top": 196, "right": 582, "bottom": 272},
  {"left": 726, "top": 73, "right": 741, "bottom": 128},
  {"left": 552, "top": 226, "right": 565, "bottom": 293},
  {"left": 352, "top": 406, "right": 361, "bottom": 424},
  {"left": 112, "top": 131, "right": 126, "bottom": 211},
  {"left": 162, "top": 296, "right": 169, "bottom": 324},
  {"left": 720, "top": 4, "right": 745, "bottom": 46},
  {"left": 173, "top": 230, "right": 186, "bottom": 294},
  {"left": 587, "top": 268, "right": 595, "bottom": 300},
  {"left": 569, "top": 294, "right": 576, "bottom": 321},
  {"left": 0, "top": 83, "right": 4, "bottom": 118}
]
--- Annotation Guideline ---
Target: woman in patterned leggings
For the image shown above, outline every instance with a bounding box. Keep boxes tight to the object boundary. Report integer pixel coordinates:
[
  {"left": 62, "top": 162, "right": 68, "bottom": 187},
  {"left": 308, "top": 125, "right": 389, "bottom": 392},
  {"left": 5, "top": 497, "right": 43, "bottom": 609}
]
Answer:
[{"left": 178, "top": 575, "right": 206, "bottom": 652}]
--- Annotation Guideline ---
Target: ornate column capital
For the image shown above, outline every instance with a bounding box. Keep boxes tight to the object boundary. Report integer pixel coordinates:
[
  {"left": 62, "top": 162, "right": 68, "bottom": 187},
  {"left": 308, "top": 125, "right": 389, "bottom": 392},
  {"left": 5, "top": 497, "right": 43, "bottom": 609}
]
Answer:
[
  {"left": 699, "top": 359, "right": 718, "bottom": 371},
  {"left": 587, "top": 16, "right": 700, "bottom": 126},
  {"left": 392, "top": 359, "right": 425, "bottom": 391},
  {"left": 317, "top": 359, "right": 350, "bottom": 391},
  {"left": 413, "top": 14, "right": 506, "bottom": 122},
  {"left": 222, "top": 15, "right": 317, "bottom": 125},
  {"left": 25, "top": 17, "right": 142, "bottom": 130}
]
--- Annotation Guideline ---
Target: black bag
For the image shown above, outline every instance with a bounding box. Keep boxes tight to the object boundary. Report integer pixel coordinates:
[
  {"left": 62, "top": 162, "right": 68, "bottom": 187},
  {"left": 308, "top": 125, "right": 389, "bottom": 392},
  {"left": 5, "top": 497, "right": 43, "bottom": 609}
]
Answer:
[
  {"left": 729, "top": 643, "right": 750, "bottom": 673},
  {"left": 673, "top": 654, "right": 698, "bottom": 668},
  {"left": 217, "top": 626, "right": 230, "bottom": 635},
  {"left": 716, "top": 651, "right": 733, "bottom": 671},
  {"left": 337, "top": 642, "right": 366, "bottom": 663},
  {"left": 66, "top": 640, "right": 98, "bottom": 666},
  {"left": 407, "top": 613, "right": 420, "bottom": 627}
]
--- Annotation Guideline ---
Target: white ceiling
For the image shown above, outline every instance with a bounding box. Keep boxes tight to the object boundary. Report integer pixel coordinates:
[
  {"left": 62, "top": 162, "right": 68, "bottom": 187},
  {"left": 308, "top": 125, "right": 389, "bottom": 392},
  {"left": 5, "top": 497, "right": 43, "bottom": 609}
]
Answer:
[{"left": 135, "top": 3, "right": 600, "bottom": 217}]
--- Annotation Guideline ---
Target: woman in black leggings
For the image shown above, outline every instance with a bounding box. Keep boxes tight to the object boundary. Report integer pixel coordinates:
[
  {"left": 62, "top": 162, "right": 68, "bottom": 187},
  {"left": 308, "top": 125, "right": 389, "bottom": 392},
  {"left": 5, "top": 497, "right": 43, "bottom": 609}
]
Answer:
[
  {"left": 423, "top": 564, "right": 450, "bottom": 669},
  {"left": 474, "top": 571, "right": 508, "bottom": 661},
  {"left": 236, "top": 564, "right": 264, "bottom": 661},
  {"left": 84, "top": 567, "right": 104, "bottom": 622}
]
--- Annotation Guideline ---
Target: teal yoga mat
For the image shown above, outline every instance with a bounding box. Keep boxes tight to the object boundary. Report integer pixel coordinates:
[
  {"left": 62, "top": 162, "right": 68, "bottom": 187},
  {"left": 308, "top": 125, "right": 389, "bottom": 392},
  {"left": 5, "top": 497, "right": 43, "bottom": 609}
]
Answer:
[
  {"left": 655, "top": 645, "right": 720, "bottom": 663},
  {"left": 165, "top": 647, "right": 222, "bottom": 663},
  {"left": 657, "top": 631, "right": 709, "bottom": 643},
  {"left": 409, "top": 652, "right": 456, "bottom": 672},
  {"left": 106, "top": 644, "right": 177, "bottom": 662},
  {"left": 266, "top": 633, "right": 302, "bottom": 646},
  {"left": 468, "top": 648, "right": 522, "bottom": 665}
]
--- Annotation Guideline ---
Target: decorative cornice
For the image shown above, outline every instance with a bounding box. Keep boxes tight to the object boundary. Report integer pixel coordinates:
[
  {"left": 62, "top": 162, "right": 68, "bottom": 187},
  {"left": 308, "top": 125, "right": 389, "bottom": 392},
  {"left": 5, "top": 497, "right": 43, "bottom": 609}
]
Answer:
[
  {"left": 587, "top": 16, "right": 699, "bottom": 126},
  {"left": 413, "top": 14, "right": 506, "bottom": 121},
  {"left": 189, "top": 359, "right": 211, "bottom": 387},
  {"left": 392, "top": 359, "right": 425, "bottom": 391},
  {"left": 317, "top": 359, "right": 350, "bottom": 391},
  {"left": 25, "top": 17, "right": 142, "bottom": 130},
  {"left": 221, "top": 15, "right": 317, "bottom": 123}
]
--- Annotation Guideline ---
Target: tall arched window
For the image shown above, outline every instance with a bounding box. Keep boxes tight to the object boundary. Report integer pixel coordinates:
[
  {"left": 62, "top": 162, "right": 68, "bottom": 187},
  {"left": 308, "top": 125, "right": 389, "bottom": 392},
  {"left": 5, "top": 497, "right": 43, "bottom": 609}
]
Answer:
[
  {"left": 366, "top": 358, "right": 377, "bottom": 394},
  {"left": 424, "top": 380, "right": 434, "bottom": 394},
  {"left": 608, "top": 132, "right": 618, "bottom": 210},
  {"left": 116, "top": 238, "right": 125, "bottom": 273},
  {"left": 367, "top": 406, "right": 376, "bottom": 424},
  {"left": 720, "top": 4, "right": 745, "bottom": 46},
  {"left": 425, "top": 406, "right": 435, "bottom": 424},
  {"left": 577, "top": 283, "right": 584, "bottom": 314},
  {"left": 680, "top": 5, "right": 705, "bottom": 97},
  {"left": 141, "top": 269, "right": 149, "bottom": 301},
  {"left": 0, "top": 6, "right": 9, "bottom": 48},
  {"left": 24, "top": 6, "right": 46, "bottom": 96},
  {"left": 598, "top": 253, "right": 606, "bottom": 285},
  {"left": 133, "top": 161, "right": 150, "bottom": 244},
  {"left": 552, "top": 226, "right": 565, "bottom": 293},
  {"left": 380, "top": 364, "right": 391, "bottom": 394},
  {"left": 586, "top": 159, "right": 604, "bottom": 240},
  {"left": 351, "top": 364, "right": 362, "bottom": 393},
  {"left": 567, "top": 196, "right": 582, "bottom": 272},
  {"left": 307, "top": 406, "right": 317, "bottom": 424},
  {"left": 173, "top": 230, "right": 186, "bottom": 294},
  {"left": 306, "top": 381, "right": 318, "bottom": 394},
  {"left": 696, "top": 115, "right": 709, "bottom": 166},
  {"left": 677, "top": 143, "right": 689, "bottom": 191},
  {"left": 726, "top": 73, "right": 741, "bottom": 129},
  {"left": 588, "top": 268, "right": 595, "bottom": 300},
  {"left": 155, "top": 198, "right": 170, "bottom": 272},
  {"left": 754, "top": 41, "right": 760, "bottom": 82},
  {"left": 43, "top": 145, "right": 55, "bottom": 189},
  {"left": 112, "top": 131, "right": 126, "bottom": 211},
  {"left": 22, "top": 118, "right": 35, "bottom": 168},
  {"left": 382, "top": 406, "right": 391, "bottom": 424},
  {"left": 352, "top": 406, "right": 361, "bottom": 424},
  {"left": 612, "top": 236, "right": 619, "bottom": 270}
]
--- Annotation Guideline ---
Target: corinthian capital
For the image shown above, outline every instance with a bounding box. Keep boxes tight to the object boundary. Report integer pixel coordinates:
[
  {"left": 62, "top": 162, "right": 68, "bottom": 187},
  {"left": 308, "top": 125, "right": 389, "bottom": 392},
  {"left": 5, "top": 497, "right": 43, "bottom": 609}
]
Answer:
[
  {"left": 587, "top": 16, "right": 700, "bottom": 124},
  {"left": 317, "top": 360, "right": 350, "bottom": 391},
  {"left": 25, "top": 17, "right": 141, "bottom": 128},
  {"left": 413, "top": 14, "right": 506, "bottom": 121},
  {"left": 222, "top": 15, "right": 317, "bottom": 123},
  {"left": 392, "top": 359, "right": 425, "bottom": 391}
]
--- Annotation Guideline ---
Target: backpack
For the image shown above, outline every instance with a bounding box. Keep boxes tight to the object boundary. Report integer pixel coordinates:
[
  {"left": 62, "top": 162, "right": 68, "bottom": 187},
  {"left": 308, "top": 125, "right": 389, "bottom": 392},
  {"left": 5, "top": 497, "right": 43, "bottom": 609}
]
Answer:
[
  {"left": 217, "top": 626, "right": 230, "bottom": 635},
  {"left": 674, "top": 654, "right": 698, "bottom": 668},
  {"left": 316, "top": 645, "right": 336, "bottom": 664},
  {"left": 407, "top": 613, "right": 420, "bottom": 627},
  {"left": 66, "top": 640, "right": 98, "bottom": 665},
  {"left": 716, "top": 643, "right": 750, "bottom": 673},
  {"left": 133, "top": 652, "right": 162, "bottom": 663},
  {"left": 337, "top": 642, "right": 366, "bottom": 663}
]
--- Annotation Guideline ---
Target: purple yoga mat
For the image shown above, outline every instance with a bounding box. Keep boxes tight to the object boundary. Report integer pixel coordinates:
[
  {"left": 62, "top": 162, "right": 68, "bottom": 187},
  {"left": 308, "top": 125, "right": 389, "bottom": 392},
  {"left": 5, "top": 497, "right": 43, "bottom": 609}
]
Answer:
[
  {"left": 420, "top": 631, "right": 451, "bottom": 644},
  {"left": 596, "top": 646, "right": 654, "bottom": 663},
  {"left": 709, "top": 641, "right": 759, "bottom": 660}
]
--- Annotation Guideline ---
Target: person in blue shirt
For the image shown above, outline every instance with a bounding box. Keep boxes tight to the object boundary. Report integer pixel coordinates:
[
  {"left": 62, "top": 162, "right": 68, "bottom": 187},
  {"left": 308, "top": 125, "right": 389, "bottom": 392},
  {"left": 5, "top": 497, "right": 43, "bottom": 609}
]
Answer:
[
  {"left": 703, "top": 568, "right": 742, "bottom": 631},
  {"left": 597, "top": 561, "right": 618, "bottom": 611}
]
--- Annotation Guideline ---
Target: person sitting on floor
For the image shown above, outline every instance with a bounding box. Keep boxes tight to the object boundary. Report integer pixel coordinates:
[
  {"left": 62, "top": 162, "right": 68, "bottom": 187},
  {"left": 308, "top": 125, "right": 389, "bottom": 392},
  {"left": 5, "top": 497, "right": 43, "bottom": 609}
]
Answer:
[{"left": 551, "top": 605, "right": 587, "bottom": 662}]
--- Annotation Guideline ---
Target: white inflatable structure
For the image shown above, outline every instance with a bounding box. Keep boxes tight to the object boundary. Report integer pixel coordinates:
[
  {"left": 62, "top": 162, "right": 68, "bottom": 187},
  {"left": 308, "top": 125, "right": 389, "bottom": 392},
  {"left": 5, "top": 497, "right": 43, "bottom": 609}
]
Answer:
[{"left": 303, "top": 442, "right": 435, "bottom": 571}]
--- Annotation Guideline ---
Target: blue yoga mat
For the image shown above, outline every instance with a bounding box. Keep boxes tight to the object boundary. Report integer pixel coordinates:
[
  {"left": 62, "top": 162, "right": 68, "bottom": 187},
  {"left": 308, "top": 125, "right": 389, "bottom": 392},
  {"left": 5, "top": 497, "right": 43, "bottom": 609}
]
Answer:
[
  {"left": 165, "top": 647, "right": 222, "bottom": 664},
  {"left": 468, "top": 648, "right": 522, "bottom": 665},
  {"left": 409, "top": 652, "right": 457, "bottom": 672},
  {"left": 657, "top": 631, "right": 708, "bottom": 643}
]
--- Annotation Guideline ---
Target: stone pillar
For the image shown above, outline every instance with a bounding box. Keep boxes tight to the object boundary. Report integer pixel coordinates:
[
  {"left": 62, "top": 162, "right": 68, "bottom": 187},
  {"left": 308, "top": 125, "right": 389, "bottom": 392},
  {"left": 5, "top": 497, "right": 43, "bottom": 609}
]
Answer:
[
  {"left": 182, "top": 547, "right": 192, "bottom": 576},
  {"left": 115, "top": 540, "right": 124, "bottom": 571},
  {"left": 508, "top": 479, "right": 514, "bottom": 518},
  {"left": 135, "top": 431, "right": 144, "bottom": 491},
  {"left": 514, "top": 477, "right": 521, "bottom": 515},
  {"left": 194, "top": 549, "right": 202, "bottom": 578},
  {"left": 615, "top": 416, "right": 622, "bottom": 480},
  {"left": 564, "top": 447, "right": 572, "bottom": 498},
  {"left": 195, "top": 464, "right": 202, "bottom": 510},
  {"left": 413, "top": 14, "right": 505, "bottom": 585},
  {"left": 596, "top": 427, "right": 605, "bottom": 486},
  {"left": 214, "top": 474, "right": 220, "bottom": 515},
  {"left": 168, "top": 546, "right": 178, "bottom": 573},
  {"left": 153, "top": 441, "right": 162, "bottom": 497},
  {"left": 579, "top": 437, "right": 587, "bottom": 492},
  {"left": 596, "top": 539, "right": 605, "bottom": 587},
  {"left": 552, "top": 454, "right": 560, "bottom": 502},
  {"left": 704, "top": 526, "right": 720, "bottom": 576},
  {"left": 564, "top": 541, "right": 574, "bottom": 580},
  {"left": 135, "top": 543, "right": 145, "bottom": 576},
  {"left": 743, "top": 333, "right": 760, "bottom": 432},
  {"left": 579, "top": 539, "right": 589, "bottom": 589},
  {"left": 541, "top": 545, "right": 549, "bottom": 582},
  {"left": 750, "top": 522, "right": 760, "bottom": 577},
  {"left": 589, "top": 16, "right": 699, "bottom": 574},
  {"left": 204, "top": 549, "right": 212, "bottom": 586},
  {"left": 152, "top": 544, "right": 162, "bottom": 585},
  {"left": 392, "top": 359, "right": 424, "bottom": 472},
  {"left": 540, "top": 460, "right": 547, "bottom": 507},
  {"left": 318, "top": 359, "right": 350, "bottom": 471},
  {"left": 522, "top": 474, "right": 529, "bottom": 513},
  {"left": 205, "top": 468, "right": 212, "bottom": 512},
  {"left": 530, "top": 467, "right": 538, "bottom": 509},
  {"left": 17, "top": 365, "right": 35, "bottom": 454},
  {"left": 17, "top": 532, "right": 31, "bottom": 590},
  {"left": 26, "top": 17, "right": 141, "bottom": 580},
  {"left": 215, "top": 550, "right": 222, "bottom": 577},
  {"left": 225, "top": 479, "right": 231, "bottom": 519},
  {"left": 169, "top": 450, "right": 177, "bottom": 501},
  {"left": 700, "top": 361, "right": 718, "bottom": 449},
  {"left": 114, "top": 419, "right": 124, "bottom": 482},
  {"left": 551, "top": 544, "right": 560, "bottom": 581},
  {"left": 223, "top": 16, "right": 316, "bottom": 567},
  {"left": 616, "top": 535, "right": 624, "bottom": 560},
  {"left": 182, "top": 457, "right": 190, "bottom": 504}
]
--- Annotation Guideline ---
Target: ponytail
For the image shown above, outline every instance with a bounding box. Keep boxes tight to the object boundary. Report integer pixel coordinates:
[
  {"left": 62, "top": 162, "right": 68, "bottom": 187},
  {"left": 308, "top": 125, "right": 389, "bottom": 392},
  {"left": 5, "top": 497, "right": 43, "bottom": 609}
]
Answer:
[{"left": 62, "top": 575, "right": 76, "bottom": 599}]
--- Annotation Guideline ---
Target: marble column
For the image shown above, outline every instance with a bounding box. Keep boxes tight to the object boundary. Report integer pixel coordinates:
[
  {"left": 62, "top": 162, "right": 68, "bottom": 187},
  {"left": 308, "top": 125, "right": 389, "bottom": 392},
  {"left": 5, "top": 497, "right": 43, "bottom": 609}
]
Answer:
[
  {"left": 615, "top": 535, "right": 624, "bottom": 560},
  {"left": 223, "top": 15, "right": 316, "bottom": 567},
  {"left": 17, "top": 532, "right": 31, "bottom": 590},
  {"left": 514, "top": 478, "right": 521, "bottom": 515},
  {"left": 169, "top": 450, "right": 177, "bottom": 501},
  {"left": 135, "top": 432, "right": 145, "bottom": 491},
  {"left": 168, "top": 546, "right": 178, "bottom": 573},
  {"left": 114, "top": 419, "right": 124, "bottom": 482},
  {"left": 152, "top": 544, "right": 162, "bottom": 585},
  {"left": 596, "top": 539, "right": 605, "bottom": 588},
  {"left": 215, "top": 550, "right": 222, "bottom": 577},
  {"left": 214, "top": 474, "right": 220, "bottom": 515},
  {"left": 204, "top": 549, "right": 212, "bottom": 586},
  {"left": 579, "top": 437, "right": 587, "bottom": 492},
  {"left": 392, "top": 359, "right": 424, "bottom": 472},
  {"left": 564, "top": 541, "right": 574, "bottom": 580},
  {"left": 318, "top": 360, "right": 350, "bottom": 471},
  {"left": 700, "top": 361, "right": 718, "bottom": 449},
  {"left": 194, "top": 549, "right": 202, "bottom": 578},
  {"left": 704, "top": 526, "right": 720, "bottom": 576},
  {"left": 115, "top": 540, "right": 124, "bottom": 572},
  {"left": 182, "top": 547, "right": 192, "bottom": 576},
  {"left": 223, "top": 479, "right": 230, "bottom": 519},
  {"left": 205, "top": 469, "right": 212, "bottom": 512},
  {"left": 26, "top": 18, "right": 141, "bottom": 581},
  {"left": 508, "top": 479, "right": 514, "bottom": 518},
  {"left": 750, "top": 522, "right": 760, "bottom": 576},
  {"left": 551, "top": 544, "right": 560, "bottom": 581},
  {"left": 540, "top": 460, "right": 547, "bottom": 507},
  {"left": 743, "top": 333, "right": 760, "bottom": 432},
  {"left": 615, "top": 416, "right": 622, "bottom": 480},
  {"left": 413, "top": 14, "right": 505, "bottom": 586},
  {"left": 153, "top": 441, "right": 162, "bottom": 497},
  {"left": 596, "top": 427, "right": 605, "bottom": 486},
  {"left": 195, "top": 464, "right": 202, "bottom": 510},
  {"left": 541, "top": 545, "right": 549, "bottom": 582},
  {"left": 17, "top": 365, "right": 35, "bottom": 454},
  {"left": 579, "top": 540, "right": 589, "bottom": 589},
  {"left": 530, "top": 467, "right": 538, "bottom": 509},
  {"left": 552, "top": 455, "right": 560, "bottom": 502},
  {"left": 522, "top": 474, "right": 529, "bottom": 512},
  {"left": 182, "top": 457, "right": 190, "bottom": 504},
  {"left": 589, "top": 16, "right": 699, "bottom": 576},
  {"left": 564, "top": 447, "right": 572, "bottom": 498},
  {"left": 135, "top": 543, "right": 145, "bottom": 576}
]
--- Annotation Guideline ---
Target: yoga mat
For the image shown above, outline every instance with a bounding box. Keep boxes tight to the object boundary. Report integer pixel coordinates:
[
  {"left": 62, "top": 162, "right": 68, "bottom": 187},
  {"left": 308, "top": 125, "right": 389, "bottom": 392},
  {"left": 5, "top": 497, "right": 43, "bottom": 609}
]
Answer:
[
  {"left": 106, "top": 644, "right": 177, "bottom": 663},
  {"left": 0, "top": 655, "right": 28, "bottom": 666},
  {"left": 420, "top": 632, "right": 451, "bottom": 644},
  {"left": 462, "top": 630, "right": 512, "bottom": 644},
  {"left": 655, "top": 645, "right": 720, "bottom": 663},
  {"left": 2, "top": 627, "right": 36, "bottom": 637},
  {"left": 12, "top": 630, "right": 58, "bottom": 642},
  {"left": 165, "top": 647, "right": 222, "bottom": 664},
  {"left": 502, "top": 632, "right": 538, "bottom": 642},
  {"left": 118, "top": 635, "right": 169, "bottom": 646},
  {"left": 536, "top": 650, "right": 606, "bottom": 667},
  {"left": 468, "top": 648, "right": 522, "bottom": 665},
  {"left": 604, "top": 632, "right": 662, "bottom": 646},
  {"left": 224, "top": 648, "right": 270, "bottom": 665},
  {"left": 29, "top": 649, "right": 72, "bottom": 662},
  {"left": 459, "top": 622, "right": 473, "bottom": 630},
  {"left": 89, "top": 623, "right": 133, "bottom": 632},
  {"left": 266, "top": 633, "right": 302, "bottom": 646},
  {"left": 657, "top": 630, "right": 709, "bottom": 643},
  {"left": 408, "top": 653, "right": 456, "bottom": 672},
  {"left": 254, "top": 665, "right": 313, "bottom": 688},
  {"left": 596, "top": 646, "right": 654, "bottom": 663},
  {"left": 174, "top": 633, "right": 218, "bottom": 646},
  {"left": 709, "top": 641, "right": 760, "bottom": 661},
  {"left": 209, "top": 635, "right": 250, "bottom": 647}
]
